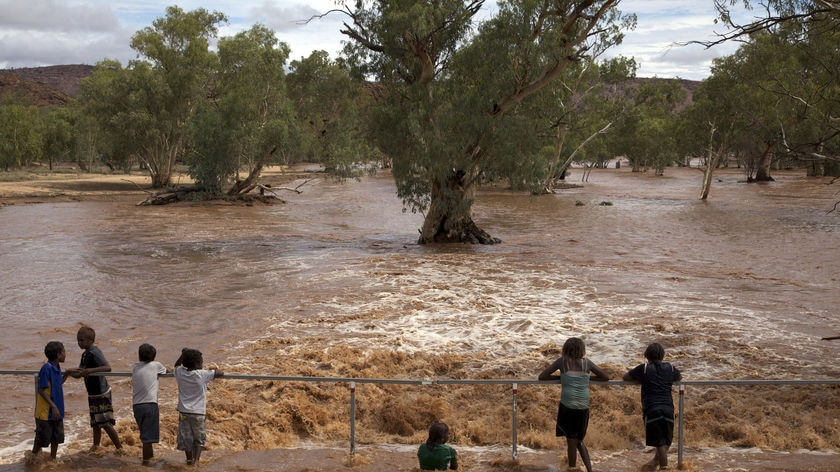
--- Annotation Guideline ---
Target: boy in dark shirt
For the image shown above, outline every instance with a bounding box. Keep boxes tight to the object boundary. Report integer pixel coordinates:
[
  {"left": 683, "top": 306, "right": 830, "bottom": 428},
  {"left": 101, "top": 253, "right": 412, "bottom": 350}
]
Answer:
[
  {"left": 66, "top": 326, "right": 123, "bottom": 452},
  {"left": 623, "top": 343, "right": 682, "bottom": 470}
]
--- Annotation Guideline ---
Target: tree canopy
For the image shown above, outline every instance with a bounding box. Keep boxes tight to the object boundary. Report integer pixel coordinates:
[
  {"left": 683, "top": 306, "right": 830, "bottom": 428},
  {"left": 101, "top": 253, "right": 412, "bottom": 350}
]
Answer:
[{"left": 338, "top": 0, "right": 635, "bottom": 243}]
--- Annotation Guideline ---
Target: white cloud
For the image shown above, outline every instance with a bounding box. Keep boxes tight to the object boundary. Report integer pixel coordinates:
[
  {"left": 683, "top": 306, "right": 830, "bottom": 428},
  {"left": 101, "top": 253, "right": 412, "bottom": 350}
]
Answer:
[{"left": 0, "top": 0, "right": 747, "bottom": 79}]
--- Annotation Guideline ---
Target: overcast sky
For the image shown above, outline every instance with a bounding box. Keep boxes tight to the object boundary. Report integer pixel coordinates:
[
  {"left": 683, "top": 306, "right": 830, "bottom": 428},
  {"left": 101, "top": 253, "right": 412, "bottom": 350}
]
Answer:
[{"left": 0, "top": 0, "right": 747, "bottom": 81}]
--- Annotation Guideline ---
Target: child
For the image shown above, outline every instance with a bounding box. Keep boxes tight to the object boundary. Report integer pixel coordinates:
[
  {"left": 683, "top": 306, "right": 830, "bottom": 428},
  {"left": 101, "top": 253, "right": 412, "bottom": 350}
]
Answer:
[
  {"left": 174, "top": 348, "right": 224, "bottom": 466},
  {"left": 66, "top": 325, "right": 123, "bottom": 451},
  {"left": 132, "top": 343, "right": 168, "bottom": 466},
  {"left": 538, "top": 337, "right": 609, "bottom": 472},
  {"left": 32, "top": 341, "right": 66, "bottom": 460},
  {"left": 417, "top": 422, "right": 458, "bottom": 470},
  {"left": 623, "top": 343, "right": 682, "bottom": 471}
]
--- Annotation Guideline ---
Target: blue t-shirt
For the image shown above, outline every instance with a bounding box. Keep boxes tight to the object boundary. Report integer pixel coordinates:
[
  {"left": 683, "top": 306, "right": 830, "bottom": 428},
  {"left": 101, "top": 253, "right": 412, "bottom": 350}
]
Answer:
[
  {"left": 626, "top": 361, "right": 681, "bottom": 414},
  {"left": 36, "top": 361, "right": 64, "bottom": 421}
]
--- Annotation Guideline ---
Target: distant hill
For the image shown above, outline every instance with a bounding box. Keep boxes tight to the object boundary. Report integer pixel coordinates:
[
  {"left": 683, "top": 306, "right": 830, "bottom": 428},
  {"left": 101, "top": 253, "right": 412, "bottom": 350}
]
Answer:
[
  {"left": 0, "top": 64, "right": 94, "bottom": 106},
  {"left": 0, "top": 64, "right": 700, "bottom": 109}
]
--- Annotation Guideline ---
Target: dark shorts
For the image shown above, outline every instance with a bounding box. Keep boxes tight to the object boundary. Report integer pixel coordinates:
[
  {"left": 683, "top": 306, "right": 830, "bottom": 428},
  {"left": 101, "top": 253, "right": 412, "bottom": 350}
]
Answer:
[
  {"left": 34, "top": 419, "right": 65, "bottom": 447},
  {"left": 177, "top": 412, "right": 207, "bottom": 450},
  {"left": 644, "top": 408, "right": 675, "bottom": 447},
  {"left": 133, "top": 403, "right": 161, "bottom": 444},
  {"left": 88, "top": 389, "right": 116, "bottom": 427},
  {"left": 555, "top": 402, "right": 590, "bottom": 440}
]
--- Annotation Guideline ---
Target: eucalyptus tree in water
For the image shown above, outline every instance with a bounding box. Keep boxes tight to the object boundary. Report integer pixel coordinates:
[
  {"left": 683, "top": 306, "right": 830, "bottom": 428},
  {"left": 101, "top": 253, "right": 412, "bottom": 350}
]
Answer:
[
  {"left": 189, "top": 24, "right": 297, "bottom": 197},
  {"left": 705, "top": 0, "right": 840, "bottom": 176},
  {"left": 336, "top": 0, "right": 633, "bottom": 244},
  {"left": 287, "top": 51, "right": 375, "bottom": 177}
]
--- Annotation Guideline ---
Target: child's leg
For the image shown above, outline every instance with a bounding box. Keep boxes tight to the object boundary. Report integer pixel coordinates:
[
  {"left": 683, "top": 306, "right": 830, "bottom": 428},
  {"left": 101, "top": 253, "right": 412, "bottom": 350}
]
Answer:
[
  {"left": 103, "top": 423, "right": 122, "bottom": 449},
  {"left": 193, "top": 444, "right": 203, "bottom": 464},
  {"left": 577, "top": 441, "right": 593, "bottom": 472},
  {"left": 49, "top": 442, "right": 58, "bottom": 459},
  {"left": 656, "top": 445, "right": 670, "bottom": 468},
  {"left": 566, "top": 438, "right": 578, "bottom": 467},
  {"left": 92, "top": 426, "right": 102, "bottom": 448}
]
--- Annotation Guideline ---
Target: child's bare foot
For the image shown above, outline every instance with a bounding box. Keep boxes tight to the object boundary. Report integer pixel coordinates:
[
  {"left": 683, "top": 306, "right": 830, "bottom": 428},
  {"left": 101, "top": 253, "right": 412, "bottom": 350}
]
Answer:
[
  {"left": 640, "top": 460, "right": 658, "bottom": 471},
  {"left": 88, "top": 445, "right": 105, "bottom": 456}
]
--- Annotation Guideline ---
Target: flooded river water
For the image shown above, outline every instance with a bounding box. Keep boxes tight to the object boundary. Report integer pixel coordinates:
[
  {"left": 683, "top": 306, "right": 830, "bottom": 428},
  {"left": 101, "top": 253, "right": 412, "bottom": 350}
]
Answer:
[{"left": 1, "top": 166, "right": 838, "bottom": 470}]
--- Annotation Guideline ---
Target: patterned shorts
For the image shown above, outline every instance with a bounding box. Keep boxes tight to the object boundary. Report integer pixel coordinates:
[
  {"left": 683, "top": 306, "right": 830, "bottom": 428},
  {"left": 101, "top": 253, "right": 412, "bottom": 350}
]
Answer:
[
  {"left": 88, "top": 389, "right": 116, "bottom": 427},
  {"left": 177, "top": 412, "right": 207, "bottom": 450}
]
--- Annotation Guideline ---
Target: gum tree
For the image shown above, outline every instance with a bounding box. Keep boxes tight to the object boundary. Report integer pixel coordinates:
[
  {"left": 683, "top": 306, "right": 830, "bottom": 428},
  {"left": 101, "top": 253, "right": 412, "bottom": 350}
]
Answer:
[
  {"left": 78, "top": 7, "right": 227, "bottom": 188},
  {"left": 336, "top": 0, "right": 632, "bottom": 244},
  {"left": 189, "top": 24, "right": 297, "bottom": 196}
]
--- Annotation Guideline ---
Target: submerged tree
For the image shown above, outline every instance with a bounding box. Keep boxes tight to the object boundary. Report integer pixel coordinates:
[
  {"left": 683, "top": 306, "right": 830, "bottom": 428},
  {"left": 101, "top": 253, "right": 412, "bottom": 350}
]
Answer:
[
  {"left": 190, "top": 24, "right": 297, "bottom": 197},
  {"left": 336, "top": 0, "right": 633, "bottom": 244},
  {"left": 705, "top": 0, "right": 840, "bottom": 176},
  {"left": 77, "top": 7, "right": 227, "bottom": 188},
  {"left": 287, "top": 51, "right": 375, "bottom": 177}
]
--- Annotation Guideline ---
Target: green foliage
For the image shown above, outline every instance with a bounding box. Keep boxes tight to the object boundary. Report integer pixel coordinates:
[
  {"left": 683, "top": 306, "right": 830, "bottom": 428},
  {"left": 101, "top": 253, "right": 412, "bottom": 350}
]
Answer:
[
  {"left": 189, "top": 24, "right": 296, "bottom": 195},
  {"left": 287, "top": 51, "right": 374, "bottom": 179},
  {"left": 607, "top": 79, "right": 686, "bottom": 174},
  {"left": 341, "top": 0, "right": 633, "bottom": 237},
  {"left": 694, "top": 1, "right": 840, "bottom": 178},
  {"left": 99, "top": 6, "right": 227, "bottom": 188},
  {"left": 0, "top": 104, "right": 42, "bottom": 170},
  {"left": 40, "top": 106, "right": 78, "bottom": 169}
]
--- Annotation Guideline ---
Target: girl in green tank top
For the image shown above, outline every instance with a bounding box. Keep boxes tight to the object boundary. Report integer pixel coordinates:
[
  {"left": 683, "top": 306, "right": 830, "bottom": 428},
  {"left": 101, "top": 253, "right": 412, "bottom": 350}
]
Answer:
[{"left": 539, "top": 337, "right": 610, "bottom": 472}]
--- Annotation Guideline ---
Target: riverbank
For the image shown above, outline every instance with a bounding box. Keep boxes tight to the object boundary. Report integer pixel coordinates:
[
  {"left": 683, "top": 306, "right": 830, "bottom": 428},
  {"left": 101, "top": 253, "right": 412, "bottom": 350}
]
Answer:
[{"left": 0, "top": 164, "right": 322, "bottom": 204}]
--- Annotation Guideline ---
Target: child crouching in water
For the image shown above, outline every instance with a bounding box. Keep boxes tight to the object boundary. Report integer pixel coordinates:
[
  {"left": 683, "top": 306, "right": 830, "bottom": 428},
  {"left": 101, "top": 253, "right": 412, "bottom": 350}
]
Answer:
[
  {"left": 417, "top": 422, "right": 458, "bottom": 470},
  {"left": 174, "top": 348, "right": 224, "bottom": 466}
]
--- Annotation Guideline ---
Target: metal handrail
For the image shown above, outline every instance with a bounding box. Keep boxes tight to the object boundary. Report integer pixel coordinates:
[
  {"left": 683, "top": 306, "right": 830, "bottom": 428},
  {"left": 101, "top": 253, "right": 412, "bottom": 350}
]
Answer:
[{"left": 3, "top": 369, "right": 838, "bottom": 468}]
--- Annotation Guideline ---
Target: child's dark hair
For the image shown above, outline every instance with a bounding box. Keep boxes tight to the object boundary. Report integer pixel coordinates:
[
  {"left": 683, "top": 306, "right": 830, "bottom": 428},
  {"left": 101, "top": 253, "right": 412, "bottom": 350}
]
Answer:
[
  {"left": 44, "top": 341, "right": 64, "bottom": 361},
  {"left": 426, "top": 422, "right": 450, "bottom": 450},
  {"left": 77, "top": 325, "right": 95, "bottom": 341},
  {"left": 562, "top": 337, "right": 586, "bottom": 359},
  {"left": 139, "top": 343, "right": 157, "bottom": 363},
  {"left": 181, "top": 349, "right": 203, "bottom": 370},
  {"left": 644, "top": 342, "right": 665, "bottom": 362}
]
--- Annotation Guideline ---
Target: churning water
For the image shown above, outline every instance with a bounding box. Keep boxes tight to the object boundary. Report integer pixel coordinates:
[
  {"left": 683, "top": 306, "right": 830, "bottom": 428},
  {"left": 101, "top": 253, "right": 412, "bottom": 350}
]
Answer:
[{"left": 1, "top": 167, "right": 838, "bottom": 470}]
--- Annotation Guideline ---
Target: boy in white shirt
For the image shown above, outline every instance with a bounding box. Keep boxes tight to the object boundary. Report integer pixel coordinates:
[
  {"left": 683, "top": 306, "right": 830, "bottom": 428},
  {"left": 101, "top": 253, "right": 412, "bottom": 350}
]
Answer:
[
  {"left": 132, "top": 343, "right": 168, "bottom": 466},
  {"left": 173, "top": 348, "right": 224, "bottom": 466}
]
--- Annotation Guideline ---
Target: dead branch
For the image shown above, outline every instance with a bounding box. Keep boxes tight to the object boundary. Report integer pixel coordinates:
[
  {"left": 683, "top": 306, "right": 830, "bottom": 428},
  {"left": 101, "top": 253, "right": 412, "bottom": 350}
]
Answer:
[{"left": 264, "top": 178, "right": 318, "bottom": 195}]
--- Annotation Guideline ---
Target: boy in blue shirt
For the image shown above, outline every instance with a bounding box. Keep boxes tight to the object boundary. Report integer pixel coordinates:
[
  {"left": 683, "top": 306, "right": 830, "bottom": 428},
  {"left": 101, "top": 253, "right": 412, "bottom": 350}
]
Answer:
[{"left": 32, "top": 341, "right": 66, "bottom": 460}]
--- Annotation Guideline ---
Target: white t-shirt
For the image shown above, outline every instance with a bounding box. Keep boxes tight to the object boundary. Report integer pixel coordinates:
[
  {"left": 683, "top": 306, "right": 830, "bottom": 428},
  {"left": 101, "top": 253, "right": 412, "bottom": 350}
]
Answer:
[
  {"left": 132, "top": 361, "right": 167, "bottom": 405},
  {"left": 174, "top": 366, "right": 216, "bottom": 414}
]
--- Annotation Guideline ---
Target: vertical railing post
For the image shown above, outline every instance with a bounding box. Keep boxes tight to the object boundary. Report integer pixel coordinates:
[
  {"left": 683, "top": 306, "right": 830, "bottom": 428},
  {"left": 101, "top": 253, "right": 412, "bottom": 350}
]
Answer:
[
  {"left": 677, "top": 383, "right": 685, "bottom": 468},
  {"left": 349, "top": 381, "right": 356, "bottom": 456},
  {"left": 512, "top": 382, "right": 518, "bottom": 461}
]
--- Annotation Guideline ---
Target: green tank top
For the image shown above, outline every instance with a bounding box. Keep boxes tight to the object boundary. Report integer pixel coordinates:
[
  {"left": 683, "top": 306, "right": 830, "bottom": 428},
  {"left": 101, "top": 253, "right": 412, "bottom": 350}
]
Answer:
[{"left": 560, "top": 358, "right": 591, "bottom": 409}]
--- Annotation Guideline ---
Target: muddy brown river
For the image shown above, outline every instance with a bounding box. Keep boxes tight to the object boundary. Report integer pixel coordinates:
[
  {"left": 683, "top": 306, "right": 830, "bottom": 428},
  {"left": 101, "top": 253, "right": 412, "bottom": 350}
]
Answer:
[{"left": 1, "top": 166, "right": 838, "bottom": 470}]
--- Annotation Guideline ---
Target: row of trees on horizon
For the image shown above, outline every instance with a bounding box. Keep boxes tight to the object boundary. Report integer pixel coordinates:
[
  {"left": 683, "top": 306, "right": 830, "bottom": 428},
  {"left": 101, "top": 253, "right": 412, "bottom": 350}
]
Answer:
[{"left": 1, "top": 1, "right": 838, "bottom": 242}]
